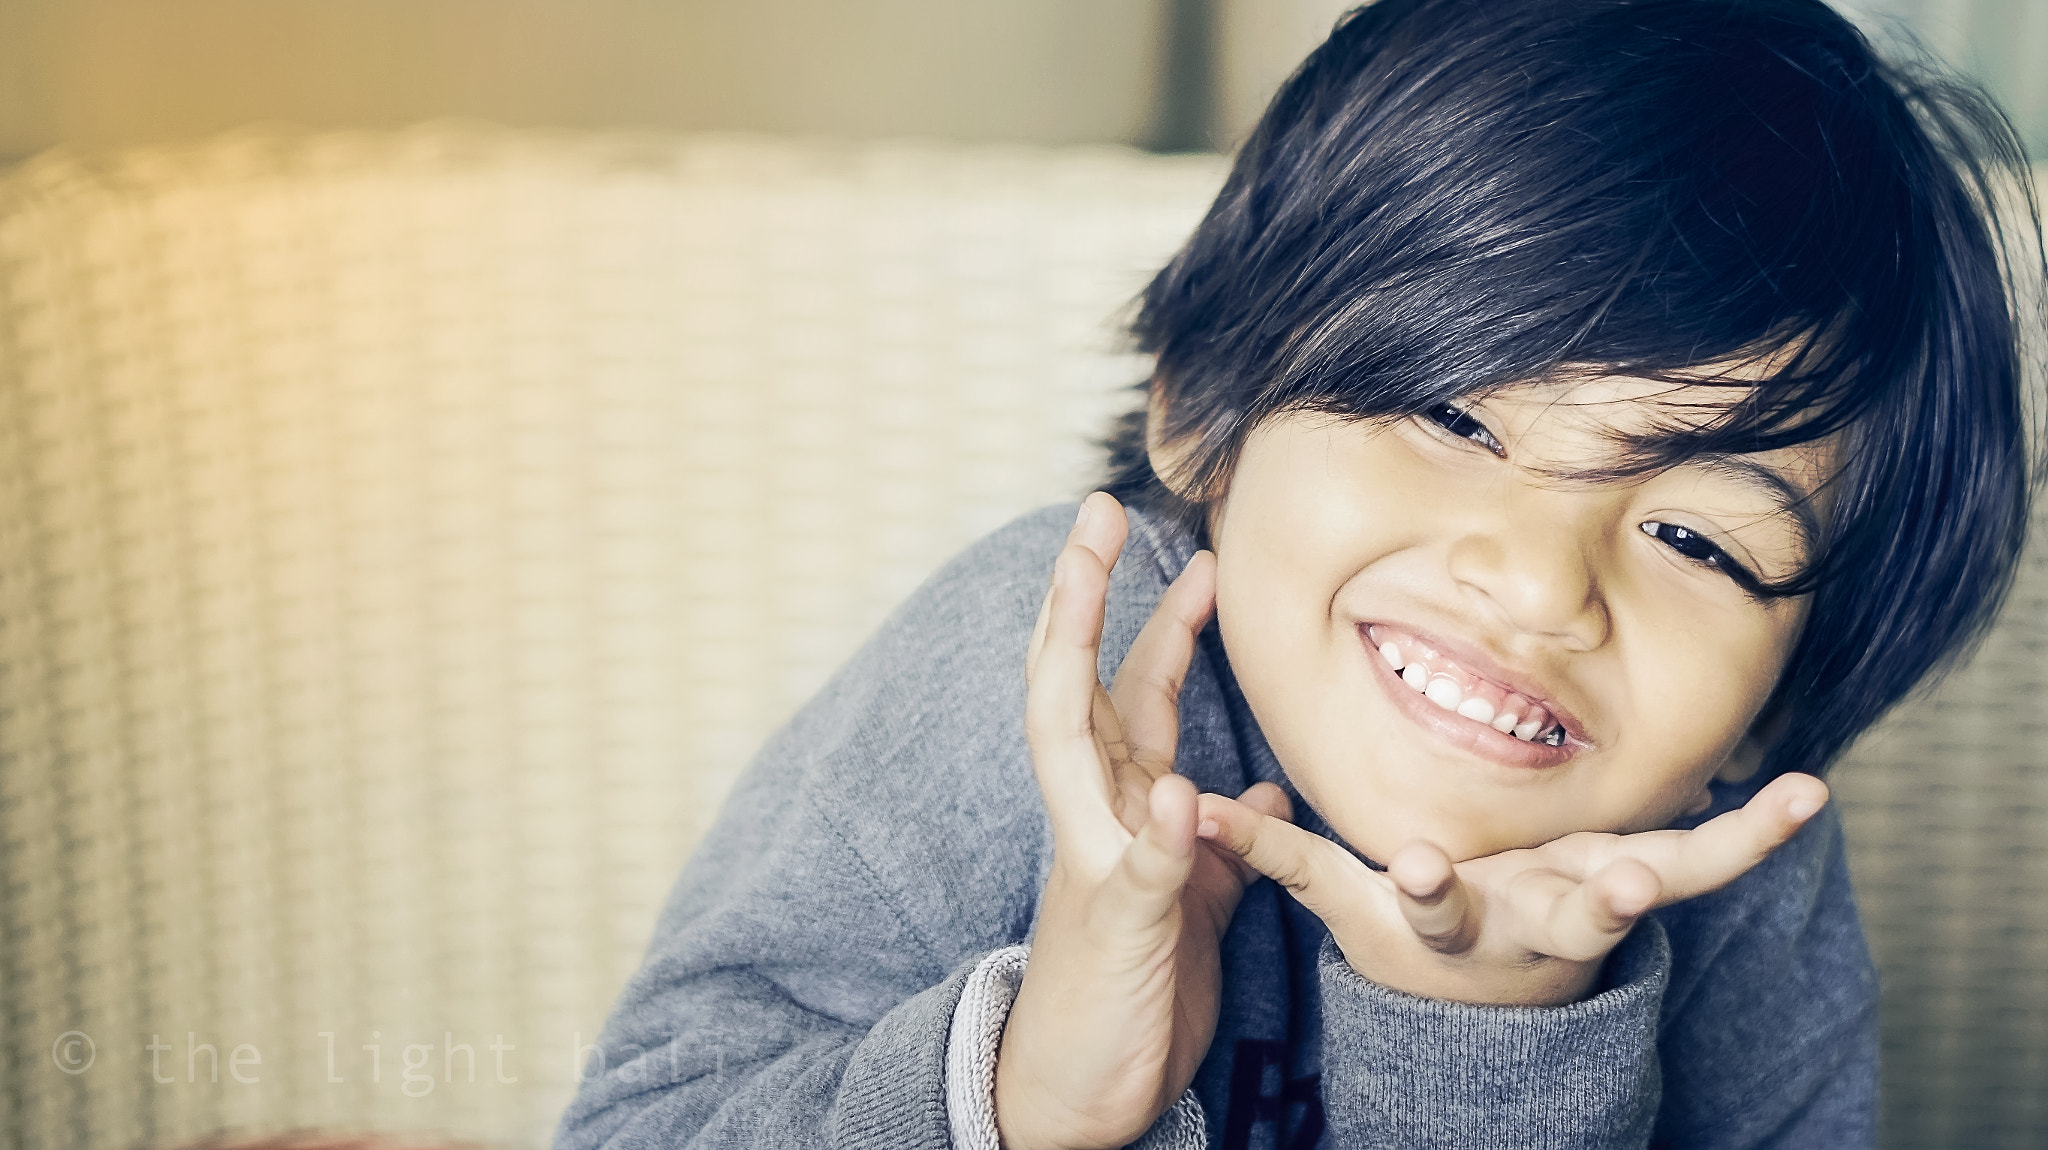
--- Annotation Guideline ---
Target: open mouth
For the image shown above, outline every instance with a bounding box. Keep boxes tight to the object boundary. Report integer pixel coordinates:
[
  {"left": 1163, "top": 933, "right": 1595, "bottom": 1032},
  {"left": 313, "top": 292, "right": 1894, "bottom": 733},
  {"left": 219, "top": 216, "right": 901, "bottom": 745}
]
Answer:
[{"left": 1360, "top": 623, "right": 1583, "bottom": 768}]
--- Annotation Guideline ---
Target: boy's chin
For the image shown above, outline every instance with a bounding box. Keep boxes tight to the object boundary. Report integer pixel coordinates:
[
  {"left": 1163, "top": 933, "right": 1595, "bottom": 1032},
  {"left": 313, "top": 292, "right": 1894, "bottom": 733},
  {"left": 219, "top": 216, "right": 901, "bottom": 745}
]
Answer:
[
  {"left": 1325, "top": 813, "right": 1532, "bottom": 868},
  {"left": 1326, "top": 805, "right": 1633, "bottom": 866},
  {"left": 1319, "top": 773, "right": 1721, "bottom": 862}
]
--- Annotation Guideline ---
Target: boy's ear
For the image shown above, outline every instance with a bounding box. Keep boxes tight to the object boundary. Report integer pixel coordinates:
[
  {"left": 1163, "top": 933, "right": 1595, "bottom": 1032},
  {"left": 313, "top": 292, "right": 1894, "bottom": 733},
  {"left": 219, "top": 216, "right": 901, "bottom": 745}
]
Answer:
[
  {"left": 1717, "top": 705, "right": 1793, "bottom": 783},
  {"left": 1145, "top": 384, "right": 1203, "bottom": 499}
]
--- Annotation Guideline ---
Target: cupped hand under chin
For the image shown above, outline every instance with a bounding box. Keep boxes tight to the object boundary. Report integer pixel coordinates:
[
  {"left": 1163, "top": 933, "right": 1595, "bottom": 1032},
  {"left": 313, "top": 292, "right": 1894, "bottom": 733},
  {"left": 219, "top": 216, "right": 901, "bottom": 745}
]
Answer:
[{"left": 1195, "top": 772, "right": 1829, "bottom": 1006}]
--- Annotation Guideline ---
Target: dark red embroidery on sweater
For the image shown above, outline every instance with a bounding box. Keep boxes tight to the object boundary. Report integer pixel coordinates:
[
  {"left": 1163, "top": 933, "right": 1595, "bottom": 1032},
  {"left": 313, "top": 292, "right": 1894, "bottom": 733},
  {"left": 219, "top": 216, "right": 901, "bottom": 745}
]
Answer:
[{"left": 1222, "top": 1038, "right": 1324, "bottom": 1149}]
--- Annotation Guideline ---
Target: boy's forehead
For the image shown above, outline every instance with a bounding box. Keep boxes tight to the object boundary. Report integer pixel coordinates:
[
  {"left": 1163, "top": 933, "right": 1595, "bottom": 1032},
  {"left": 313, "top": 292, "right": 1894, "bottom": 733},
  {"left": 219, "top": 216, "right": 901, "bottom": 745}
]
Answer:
[
  {"left": 1517, "top": 354, "right": 1794, "bottom": 430},
  {"left": 1480, "top": 375, "right": 1746, "bottom": 454},
  {"left": 1547, "top": 339, "right": 1811, "bottom": 400},
  {"left": 1501, "top": 352, "right": 1816, "bottom": 443},
  {"left": 1487, "top": 371, "right": 1839, "bottom": 508}
]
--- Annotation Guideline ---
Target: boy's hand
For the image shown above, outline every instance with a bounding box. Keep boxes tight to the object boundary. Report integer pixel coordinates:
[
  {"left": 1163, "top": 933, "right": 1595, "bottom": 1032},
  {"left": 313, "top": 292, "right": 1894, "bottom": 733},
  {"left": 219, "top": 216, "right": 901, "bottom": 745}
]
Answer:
[
  {"left": 1194, "top": 774, "right": 1828, "bottom": 1006},
  {"left": 996, "top": 492, "right": 1293, "bottom": 1150}
]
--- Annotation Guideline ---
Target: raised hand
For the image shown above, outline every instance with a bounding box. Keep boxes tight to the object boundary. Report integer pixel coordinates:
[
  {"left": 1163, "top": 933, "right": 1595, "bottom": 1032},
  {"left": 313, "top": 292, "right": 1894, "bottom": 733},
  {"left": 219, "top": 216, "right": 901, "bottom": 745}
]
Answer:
[
  {"left": 1195, "top": 773, "right": 1829, "bottom": 1006},
  {"left": 995, "top": 492, "right": 1293, "bottom": 1150}
]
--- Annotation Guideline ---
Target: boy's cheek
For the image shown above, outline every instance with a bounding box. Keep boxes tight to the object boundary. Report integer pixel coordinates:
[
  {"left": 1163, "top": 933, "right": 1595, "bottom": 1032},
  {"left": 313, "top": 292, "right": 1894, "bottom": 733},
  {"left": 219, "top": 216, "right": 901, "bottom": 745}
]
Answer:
[{"left": 1605, "top": 764, "right": 1727, "bottom": 834}]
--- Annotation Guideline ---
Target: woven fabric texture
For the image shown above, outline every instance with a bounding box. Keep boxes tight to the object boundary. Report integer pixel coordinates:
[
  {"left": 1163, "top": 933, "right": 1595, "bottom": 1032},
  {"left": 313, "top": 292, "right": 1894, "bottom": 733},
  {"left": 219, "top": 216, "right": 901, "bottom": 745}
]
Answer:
[
  {"left": 0, "top": 126, "right": 2040, "bottom": 1150},
  {"left": 0, "top": 126, "right": 1217, "bottom": 1148}
]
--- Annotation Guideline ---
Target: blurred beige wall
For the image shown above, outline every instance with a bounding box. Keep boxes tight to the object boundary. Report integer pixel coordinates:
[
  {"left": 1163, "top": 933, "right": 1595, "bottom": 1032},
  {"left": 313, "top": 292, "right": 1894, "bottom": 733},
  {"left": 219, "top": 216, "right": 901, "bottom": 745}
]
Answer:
[
  {"left": 14, "top": 2, "right": 2035, "bottom": 167},
  {"left": 1213, "top": 0, "right": 1356, "bottom": 149},
  {"left": 0, "top": 0, "right": 1169, "bottom": 160}
]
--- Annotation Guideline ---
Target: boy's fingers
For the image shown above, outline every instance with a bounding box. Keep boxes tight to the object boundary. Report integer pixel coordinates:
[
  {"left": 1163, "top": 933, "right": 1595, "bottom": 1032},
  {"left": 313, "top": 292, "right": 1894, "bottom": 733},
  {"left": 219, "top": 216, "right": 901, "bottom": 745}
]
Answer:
[
  {"left": 1096, "top": 773, "right": 1200, "bottom": 934},
  {"left": 1201, "top": 782, "right": 1295, "bottom": 886},
  {"left": 1024, "top": 581, "right": 1055, "bottom": 686},
  {"left": 1387, "top": 842, "right": 1477, "bottom": 954},
  {"left": 1235, "top": 781, "right": 1294, "bottom": 823},
  {"left": 1533, "top": 857, "right": 1660, "bottom": 963},
  {"left": 1109, "top": 550, "right": 1217, "bottom": 776},
  {"left": 1071, "top": 491, "right": 1130, "bottom": 579},
  {"left": 1099, "top": 684, "right": 1154, "bottom": 833},
  {"left": 1023, "top": 520, "right": 1124, "bottom": 850},
  {"left": 1196, "top": 792, "right": 1373, "bottom": 936},
  {"left": 1627, "top": 773, "right": 1829, "bottom": 905},
  {"left": 1025, "top": 493, "right": 1125, "bottom": 689}
]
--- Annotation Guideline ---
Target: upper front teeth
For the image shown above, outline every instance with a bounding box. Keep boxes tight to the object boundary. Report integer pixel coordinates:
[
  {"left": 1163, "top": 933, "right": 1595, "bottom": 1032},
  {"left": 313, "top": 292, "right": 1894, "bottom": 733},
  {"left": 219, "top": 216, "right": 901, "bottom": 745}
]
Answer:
[
  {"left": 1423, "top": 677, "right": 1460, "bottom": 710},
  {"left": 1456, "top": 695, "right": 1497, "bottom": 724},
  {"left": 1379, "top": 638, "right": 1560, "bottom": 743}
]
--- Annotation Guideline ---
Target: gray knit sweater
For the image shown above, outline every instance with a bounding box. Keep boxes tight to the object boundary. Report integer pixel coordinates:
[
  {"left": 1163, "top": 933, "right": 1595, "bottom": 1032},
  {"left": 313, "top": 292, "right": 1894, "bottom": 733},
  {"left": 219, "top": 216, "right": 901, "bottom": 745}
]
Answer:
[{"left": 553, "top": 503, "right": 1879, "bottom": 1149}]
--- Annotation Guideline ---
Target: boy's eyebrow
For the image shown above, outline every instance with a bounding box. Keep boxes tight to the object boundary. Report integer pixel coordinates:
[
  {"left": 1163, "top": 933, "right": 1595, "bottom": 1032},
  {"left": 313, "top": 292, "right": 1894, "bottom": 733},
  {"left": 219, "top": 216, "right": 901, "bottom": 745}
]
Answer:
[{"left": 1684, "top": 454, "right": 1823, "bottom": 549}]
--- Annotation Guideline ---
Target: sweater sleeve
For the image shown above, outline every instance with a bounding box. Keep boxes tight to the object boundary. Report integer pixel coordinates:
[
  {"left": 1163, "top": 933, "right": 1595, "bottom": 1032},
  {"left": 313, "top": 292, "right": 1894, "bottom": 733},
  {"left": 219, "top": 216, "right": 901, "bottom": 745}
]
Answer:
[
  {"left": 551, "top": 505, "right": 1185, "bottom": 1150},
  {"left": 1314, "top": 918, "right": 1669, "bottom": 1149},
  {"left": 546, "top": 771, "right": 1015, "bottom": 1150}
]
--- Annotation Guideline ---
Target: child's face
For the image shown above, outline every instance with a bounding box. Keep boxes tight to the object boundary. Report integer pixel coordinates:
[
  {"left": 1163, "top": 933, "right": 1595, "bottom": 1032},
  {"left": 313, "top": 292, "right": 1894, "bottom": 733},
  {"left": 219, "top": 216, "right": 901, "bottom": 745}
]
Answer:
[{"left": 1197, "top": 375, "right": 1831, "bottom": 862}]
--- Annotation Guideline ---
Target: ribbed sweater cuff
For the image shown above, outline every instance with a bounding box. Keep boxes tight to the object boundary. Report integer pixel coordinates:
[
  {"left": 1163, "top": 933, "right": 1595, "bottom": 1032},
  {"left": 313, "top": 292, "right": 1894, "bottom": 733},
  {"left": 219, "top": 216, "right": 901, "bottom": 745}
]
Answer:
[
  {"left": 941, "top": 944, "right": 1209, "bottom": 1150},
  {"left": 947, "top": 946, "right": 1031, "bottom": 1148}
]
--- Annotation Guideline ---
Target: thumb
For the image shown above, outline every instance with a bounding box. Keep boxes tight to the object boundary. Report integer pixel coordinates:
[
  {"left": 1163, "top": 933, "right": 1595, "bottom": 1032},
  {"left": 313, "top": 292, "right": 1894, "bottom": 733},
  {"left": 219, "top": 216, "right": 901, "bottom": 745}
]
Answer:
[
  {"left": 1646, "top": 771, "right": 1829, "bottom": 905},
  {"left": 1094, "top": 773, "right": 1200, "bottom": 935}
]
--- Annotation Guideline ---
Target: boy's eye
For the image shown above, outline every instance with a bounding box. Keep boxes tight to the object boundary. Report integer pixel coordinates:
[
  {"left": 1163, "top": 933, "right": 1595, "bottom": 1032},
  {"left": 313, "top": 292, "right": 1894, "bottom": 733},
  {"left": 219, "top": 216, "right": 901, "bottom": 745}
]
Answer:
[
  {"left": 1423, "top": 402, "right": 1505, "bottom": 456},
  {"left": 1640, "top": 521, "right": 1756, "bottom": 582}
]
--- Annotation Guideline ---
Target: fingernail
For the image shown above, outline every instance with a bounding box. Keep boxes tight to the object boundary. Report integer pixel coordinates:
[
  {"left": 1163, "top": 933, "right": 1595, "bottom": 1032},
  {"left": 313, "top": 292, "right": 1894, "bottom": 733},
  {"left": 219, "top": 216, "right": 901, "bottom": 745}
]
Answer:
[
  {"left": 1074, "top": 500, "right": 1092, "bottom": 530},
  {"left": 1787, "top": 796, "right": 1822, "bottom": 821},
  {"left": 1400, "top": 875, "right": 1448, "bottom": 901},
  {"left": 1612, "top": 893, "right": 1652, "bottom": 917},
  {"left": 1197, "top": 818, "right": 1219, "bottom": 838}
]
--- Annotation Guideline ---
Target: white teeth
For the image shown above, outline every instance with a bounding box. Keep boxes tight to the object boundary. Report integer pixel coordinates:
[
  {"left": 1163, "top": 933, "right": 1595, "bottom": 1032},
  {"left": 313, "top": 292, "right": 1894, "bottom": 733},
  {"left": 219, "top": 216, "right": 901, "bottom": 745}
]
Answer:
[
  {"left": 1423, "top": 676, "right": 1463, "bottom": 711},
  {"left": 1386, "top": 640, "right": 1561, "bottom": 741}
]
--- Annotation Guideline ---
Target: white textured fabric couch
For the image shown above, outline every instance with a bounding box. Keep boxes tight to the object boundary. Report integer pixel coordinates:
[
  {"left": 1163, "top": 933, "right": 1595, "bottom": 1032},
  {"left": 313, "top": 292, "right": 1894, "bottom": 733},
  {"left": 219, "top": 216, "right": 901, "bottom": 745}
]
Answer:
[{"left": 0, "top": 125, "right": 2041, "bottom": 1150}]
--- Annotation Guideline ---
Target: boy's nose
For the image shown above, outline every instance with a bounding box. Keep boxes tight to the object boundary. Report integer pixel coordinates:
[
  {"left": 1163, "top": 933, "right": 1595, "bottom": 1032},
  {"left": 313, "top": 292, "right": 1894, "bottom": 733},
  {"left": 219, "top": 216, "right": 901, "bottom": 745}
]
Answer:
[{"left": 1444, "top": 506, "right": 1611, "bottom": 650}]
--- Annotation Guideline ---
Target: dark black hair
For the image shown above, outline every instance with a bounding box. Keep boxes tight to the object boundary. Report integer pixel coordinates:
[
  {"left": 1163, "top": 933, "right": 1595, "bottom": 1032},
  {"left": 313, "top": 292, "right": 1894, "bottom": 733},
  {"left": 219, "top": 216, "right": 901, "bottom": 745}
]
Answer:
[{"left": 1104, "top": 0, "right": 2043, "bottom": 780}]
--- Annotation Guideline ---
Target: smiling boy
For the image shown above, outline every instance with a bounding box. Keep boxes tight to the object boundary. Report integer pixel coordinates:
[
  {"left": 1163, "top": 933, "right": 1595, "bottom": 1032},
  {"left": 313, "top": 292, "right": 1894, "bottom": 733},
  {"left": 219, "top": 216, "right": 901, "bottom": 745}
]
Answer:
[
  {"left": 1198, "top": 376, "right": 1833, "bottom": 859},
  {"left": 556, "top": 1, "right": 2039, "bottom": 1147}
]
